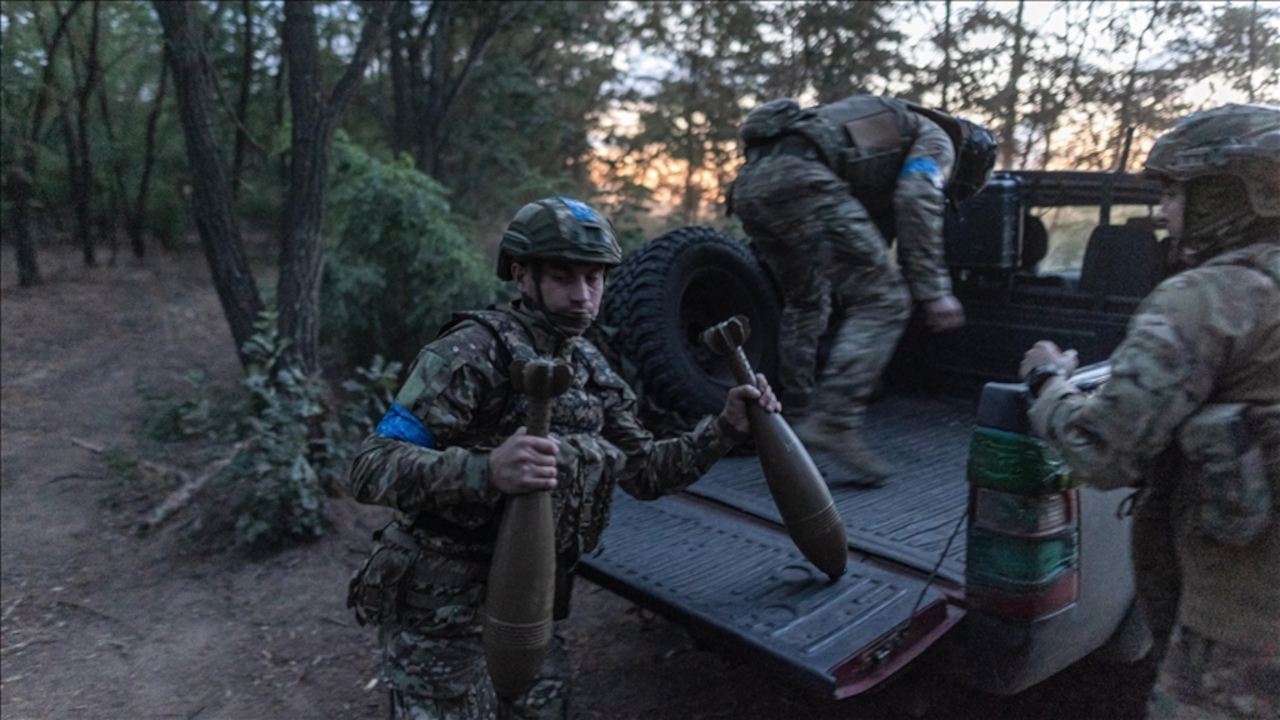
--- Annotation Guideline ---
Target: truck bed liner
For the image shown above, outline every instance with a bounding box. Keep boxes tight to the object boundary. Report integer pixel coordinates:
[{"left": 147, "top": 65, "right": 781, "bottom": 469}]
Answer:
[
  {"left": 580, "top": 488, "right": 956, "bottom": 694},
  {"left": 579, "top": 395, "right": 978, "bottom": 694},
  {"left": 687, "top": 395, "right": 974, "bottom": 583}
]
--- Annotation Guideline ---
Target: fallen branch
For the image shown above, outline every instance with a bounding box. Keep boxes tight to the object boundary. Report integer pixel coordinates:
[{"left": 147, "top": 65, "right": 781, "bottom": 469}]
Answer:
[
  {"left": 68, "top": 435, "right": 252, "bottom": 535},
  {"left": 136, "top": 439, "right": 253, "bottom": 535},
  {"left": 69, "top": 436, "right": 192, "bottom": 483}
]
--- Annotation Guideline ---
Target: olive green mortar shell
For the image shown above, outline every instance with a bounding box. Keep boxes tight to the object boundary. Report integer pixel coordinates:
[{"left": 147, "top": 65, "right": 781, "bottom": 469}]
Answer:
[
  {"left": 483, "top": 358, "right": 572, "bottom": 699},
  {"left": 702, "top": 316, "right": 848, "bottom": 580}
]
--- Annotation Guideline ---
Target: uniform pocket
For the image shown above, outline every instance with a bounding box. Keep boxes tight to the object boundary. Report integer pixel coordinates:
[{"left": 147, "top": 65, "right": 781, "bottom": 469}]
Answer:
[
  {"left": 347, "top": 524, "right": 420, "bottom": 626},
  {"left": 1178, "top": 403, "right": 1273, "bottom": 547}
]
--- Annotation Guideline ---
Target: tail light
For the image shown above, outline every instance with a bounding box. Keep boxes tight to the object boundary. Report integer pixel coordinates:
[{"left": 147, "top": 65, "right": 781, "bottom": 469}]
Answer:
[{"left": 964, "top": 424, "right": 1080, "bottom": 621}]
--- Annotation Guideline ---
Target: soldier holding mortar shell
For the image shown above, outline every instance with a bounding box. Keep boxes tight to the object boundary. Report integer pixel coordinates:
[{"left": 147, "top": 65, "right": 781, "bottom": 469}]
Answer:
[{"left": 345, "top": 197, "right": 779, "bottom": 720}]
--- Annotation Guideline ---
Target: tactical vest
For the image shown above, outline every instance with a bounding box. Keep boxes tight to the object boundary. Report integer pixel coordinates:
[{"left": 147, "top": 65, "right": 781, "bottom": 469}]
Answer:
[
  {"left": 742, "top": 96, "right": 957, "bottom": 234},
  {"left": 445, "top": 309, "right": 613, "bottom": 439},
  {"left": 1175, "top": 242, "right": 1280, "bottom": 546},
  {"left": 438, "top": 309, "right": 625, "bottom": 555}
]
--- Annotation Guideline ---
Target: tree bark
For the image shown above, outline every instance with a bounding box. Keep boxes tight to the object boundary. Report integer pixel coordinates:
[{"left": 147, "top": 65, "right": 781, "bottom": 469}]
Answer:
[
  {"left": 277, "top": 0, "right": 387, "bottom": 374},
  {"left": 998, "top": 0, "right": 1026, "bottom": 169},
  {"left": 9, "top": 1, "right": 85, "bottom": 287},
  {"left": 154, "top": 0, "right": 264, "bottom": 369},
  {"left": 69, "top": 0, "right": 102, "bottom": 267},
  {"left": 96, "top": 55, "right": 129, "bottom": 265},
  {"left": 129, "top": 61, "right": 169, "bottom": 260},
  {"left": 231, "top": 0, "right": 255, "bottom": 201},
  {"left": 410, "top": 2, "right": 513, "bottom": 177},
  {"left": 387, "top": 0, "right": 416, "bottom": 158}
]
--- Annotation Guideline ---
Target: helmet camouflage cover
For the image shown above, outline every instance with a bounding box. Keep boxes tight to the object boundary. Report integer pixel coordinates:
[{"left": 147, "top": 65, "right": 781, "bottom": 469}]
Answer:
[
  {"left": 1144, "top": 103, "right": 1280, "bottom": 218},
  {"left": 497, "top": 197, "right": 623, "bottom": 280}
]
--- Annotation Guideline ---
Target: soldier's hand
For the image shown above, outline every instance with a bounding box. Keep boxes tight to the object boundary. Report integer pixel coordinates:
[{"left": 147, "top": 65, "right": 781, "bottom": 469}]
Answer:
[
  {"left": 719, "top": 373, "right": 781, "bottom": 436},
  {"left": 922, "top": 294, "right": 965, "bottom": 331},
  {"left": 1019, "top": 340, "right": 1080, "bottom": 380},
  {"left": 488, "top": 427, "right": 560, "bottom": 494}
]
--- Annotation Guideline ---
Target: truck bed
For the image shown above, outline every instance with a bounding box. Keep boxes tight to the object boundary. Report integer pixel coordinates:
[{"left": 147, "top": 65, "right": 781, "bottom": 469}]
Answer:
[
  {"left": 579, "top": 394, "right": 978, "bottom": 696},
  {"left": 689, "top": 394, "right": 974, "bottom": 583}
]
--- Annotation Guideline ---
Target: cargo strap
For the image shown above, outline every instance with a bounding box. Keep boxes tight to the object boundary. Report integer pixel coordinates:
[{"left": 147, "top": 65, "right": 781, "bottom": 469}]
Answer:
[{"left": 890, "top": 509, "right": 968, "bottom": 657}]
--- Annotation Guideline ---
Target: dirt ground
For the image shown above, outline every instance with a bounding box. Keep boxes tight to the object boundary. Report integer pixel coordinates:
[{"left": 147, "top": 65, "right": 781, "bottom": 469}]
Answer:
[{"left": 1, "top": 244, "right": 1159, "bottom": 720}]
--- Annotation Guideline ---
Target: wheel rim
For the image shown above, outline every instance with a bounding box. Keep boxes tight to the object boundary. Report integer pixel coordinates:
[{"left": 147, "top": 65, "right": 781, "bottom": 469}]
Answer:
[{"left": 678, "top": 266, "right": 767, "bottom": 390}]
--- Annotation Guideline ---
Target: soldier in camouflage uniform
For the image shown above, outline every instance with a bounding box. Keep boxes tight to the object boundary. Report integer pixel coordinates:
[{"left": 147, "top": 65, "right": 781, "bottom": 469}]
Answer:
[
  {"left": 1020, "top": 104, "right": 1280, "bottom": 719},
  {"left": 346, "top": 197, "right": 780, "bottom": 720},
  {"left": 729, "top": 95, "right": 996, "bottom": 482}
]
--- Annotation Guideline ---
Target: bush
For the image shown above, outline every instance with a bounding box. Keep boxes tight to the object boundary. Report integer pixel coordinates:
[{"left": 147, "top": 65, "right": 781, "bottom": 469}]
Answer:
[
  {"left": 137, "top": 370, "right": 216, "bottom": 443},
  {"left": 230, "top": 312, "right": 400, "bottom": 549},
  {"left": 129, "top": 311, "right": 401, "bottom": 551},
  {"left": 323, "top": 136, "right": 501, "bottom": 370}
]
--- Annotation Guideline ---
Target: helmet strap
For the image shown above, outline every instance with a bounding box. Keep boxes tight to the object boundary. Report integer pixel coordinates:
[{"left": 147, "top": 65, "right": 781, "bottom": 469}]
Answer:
[{"left": 519, "top": 262, "right": 593, "bottom": 335}]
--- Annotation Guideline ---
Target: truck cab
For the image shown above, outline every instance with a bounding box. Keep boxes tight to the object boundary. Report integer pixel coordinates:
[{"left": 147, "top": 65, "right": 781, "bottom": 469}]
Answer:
[{"left": 582, "top": 170, "right": 1164, "bottom": 700}]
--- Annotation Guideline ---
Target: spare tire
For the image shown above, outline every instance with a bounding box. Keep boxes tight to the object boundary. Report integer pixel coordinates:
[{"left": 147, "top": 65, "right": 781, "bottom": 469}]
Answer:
[{"left": 602, "top": 226, "right": 780, "bottom": 421}]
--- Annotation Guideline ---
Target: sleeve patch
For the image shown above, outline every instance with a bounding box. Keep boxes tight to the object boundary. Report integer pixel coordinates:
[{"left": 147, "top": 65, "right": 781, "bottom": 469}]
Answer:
[
  {"left": 376, "top": 402, "right": 437, "bottom": 448},
  {"left": 900, "top": 157, "right": 945, "bottom": 189}
]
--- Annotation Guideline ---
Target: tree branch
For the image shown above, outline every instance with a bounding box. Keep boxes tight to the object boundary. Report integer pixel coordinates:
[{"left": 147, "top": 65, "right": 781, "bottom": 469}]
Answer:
[{"left": 324, "top": 1, "right": 390, "bottom": 127}]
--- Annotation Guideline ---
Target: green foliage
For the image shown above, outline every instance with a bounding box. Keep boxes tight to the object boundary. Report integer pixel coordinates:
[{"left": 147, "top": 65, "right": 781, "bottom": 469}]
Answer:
[
  {"left": 322, "top": 136, "right": 500, "bottom": 369},
  {"left": 137, "top": 370, "right": 215, "bottom": 443},
  {"left": 229, "top": 312, "right": 329, "bottom": 547},
  {"left": 128, "top": 308, "right": 401, "bottom": 551},
  {"left": 217, "top": 312, "right": 398, "bottom": 549}
]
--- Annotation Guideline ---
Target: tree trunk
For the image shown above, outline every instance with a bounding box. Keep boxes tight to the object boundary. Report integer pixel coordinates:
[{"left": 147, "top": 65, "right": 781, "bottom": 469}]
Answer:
[
  {"left": 97, "top": 57, "right": 129, "bottom": 266},
  {"left": 411, "top": 2, "right": 510, "bottom": 177},
  {"left": 129, "top": 61, "right": 169, "bottom": 260},
  {"left": 277, "top": 0, "right": 387, "bottom": 374},
  {"left": 9, "top": 2, "right": 84, "bottom": 287},
  {"left": 999, "top": 0, "right": 1026, "bottom": 169},
  {"left": 154, "top": 0, "right": 264, "bottom": 369},
  {"left": 387, "top": 0, "right": 415, "bottom": 158},
  {"left": 70, "top": 0, "right": 102, "bottom": 267},
  {"left": 231, "top": 0, "right": 254, "bottom": 201},
  {"left": 941, "top": 0, "right": 952, "bottom": 111},
  {"left": 8, "top": 162, "right": 41, "bottom": 287}
]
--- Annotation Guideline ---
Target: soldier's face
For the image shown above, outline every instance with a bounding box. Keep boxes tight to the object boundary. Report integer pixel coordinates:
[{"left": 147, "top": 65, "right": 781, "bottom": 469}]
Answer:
[
  {"left": 1159, "top": 182, "right": 1186, "bottom": 241},
  {"left": 512, "top": 261, "right": 606, "bottom": 333}
]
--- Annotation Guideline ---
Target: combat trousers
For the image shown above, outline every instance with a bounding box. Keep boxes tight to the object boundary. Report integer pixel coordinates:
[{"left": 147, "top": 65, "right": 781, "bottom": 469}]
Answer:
[
  {"left": 733, "top": 153, "right": 912, "bottom": 428},
  {"left": 381, "top": 622, "right": 571, "bottom": 720},
  {"left": 1148, "top": 626, "right": 1280, "bottom": 719}
]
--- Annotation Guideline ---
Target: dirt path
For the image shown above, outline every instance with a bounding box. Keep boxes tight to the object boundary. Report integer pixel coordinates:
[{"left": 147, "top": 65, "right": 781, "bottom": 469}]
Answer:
[
  {"left": 0, "top": 246, "right": 855, "bottom": 720},
  {"left": 1, "top": 246, "right": 1156, "bottom": 720}
]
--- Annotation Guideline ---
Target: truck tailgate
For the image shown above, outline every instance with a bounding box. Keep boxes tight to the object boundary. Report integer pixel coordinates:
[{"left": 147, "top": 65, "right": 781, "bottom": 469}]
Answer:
[
  {"left": 579, "top": 396, "right": 977, "bottom": 696},
  {"left": 578, "top": 490, "right": 963, "bottom": 697}
]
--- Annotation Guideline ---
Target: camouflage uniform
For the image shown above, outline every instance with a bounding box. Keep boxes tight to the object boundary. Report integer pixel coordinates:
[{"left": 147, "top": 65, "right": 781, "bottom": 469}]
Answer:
[
  {"left": 730, "top": 96, "right": 972, "bottom": 441},
  {"left": 348, "top": 299, "right": 745, "bottom": 719},
  {"left": 1027, "top": 104, "right": 1280, "bottom": 719},
  {"left": 1031, "top": 242, "right": 1280, "bottom": 719}
]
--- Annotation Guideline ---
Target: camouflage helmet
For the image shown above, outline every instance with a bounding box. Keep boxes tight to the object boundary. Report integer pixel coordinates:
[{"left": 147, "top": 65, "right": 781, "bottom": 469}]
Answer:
[
  {"left": 497, "top": 197, "right": 623, "bottom": 281},
  {"left": 1144, "top": 103, "right": 1280, "bottom": 218},
  {"left": 947, "top": 118, "right": 998, "bottom": 206}
]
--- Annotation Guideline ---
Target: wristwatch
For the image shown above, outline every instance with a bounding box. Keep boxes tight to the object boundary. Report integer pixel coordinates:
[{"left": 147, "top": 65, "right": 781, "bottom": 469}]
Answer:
[{"left": 1024, "top": 363, "right": 1068, "bottom": 397}]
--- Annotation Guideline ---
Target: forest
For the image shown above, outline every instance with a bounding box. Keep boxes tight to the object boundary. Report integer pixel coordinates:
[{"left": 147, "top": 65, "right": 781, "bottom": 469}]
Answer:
[{"left": 2, "top": 0, "right": 1278, "bottom": 545}]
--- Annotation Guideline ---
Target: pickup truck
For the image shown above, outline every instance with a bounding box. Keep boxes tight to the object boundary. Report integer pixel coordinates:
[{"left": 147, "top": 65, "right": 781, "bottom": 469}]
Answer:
[{"left": 582, "top": 170, "right": 1166, "bottom": 702}]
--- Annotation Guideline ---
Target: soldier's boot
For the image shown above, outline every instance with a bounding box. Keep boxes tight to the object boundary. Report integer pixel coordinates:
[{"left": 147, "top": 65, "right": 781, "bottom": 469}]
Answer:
[{"left": 792, "top": 415, "right": 894, "bottom": 485}]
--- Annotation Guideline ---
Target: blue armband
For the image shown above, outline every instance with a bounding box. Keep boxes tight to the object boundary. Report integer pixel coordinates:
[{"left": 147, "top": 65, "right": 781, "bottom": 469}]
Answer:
[
  {"left": 900, "top": 157, "right": 945, "bottom": 190},
  {"left": 375, "top": 402, "right": 437, "bottom": 448}
]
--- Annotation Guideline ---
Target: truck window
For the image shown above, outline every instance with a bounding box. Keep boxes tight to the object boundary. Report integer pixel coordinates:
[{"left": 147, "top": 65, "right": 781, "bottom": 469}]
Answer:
[{"left": 1035, "top": 205, "right": 1160, "bottom": 274}]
